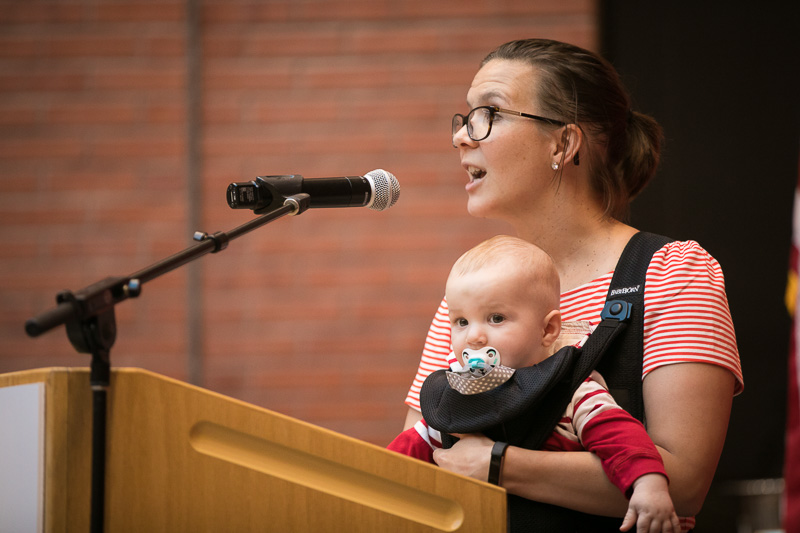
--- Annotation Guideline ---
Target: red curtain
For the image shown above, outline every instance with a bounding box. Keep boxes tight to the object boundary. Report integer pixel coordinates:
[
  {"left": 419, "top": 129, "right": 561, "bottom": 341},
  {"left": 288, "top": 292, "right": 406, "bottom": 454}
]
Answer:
[{"left": 785, "top": 155, "right": 800, "bottom": 532}]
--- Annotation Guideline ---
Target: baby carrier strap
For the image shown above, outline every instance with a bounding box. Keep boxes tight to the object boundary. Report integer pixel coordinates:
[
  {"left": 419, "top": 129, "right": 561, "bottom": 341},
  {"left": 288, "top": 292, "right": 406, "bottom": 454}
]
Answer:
[
  {"left": 507, "top": 231, "right": 673, "bottom": 532},
  {"left": 595, "top": 231, "right": 673, "bottom": 423},
  {"left": 503, "top": 231, "right": 673, "bottom": 532}
]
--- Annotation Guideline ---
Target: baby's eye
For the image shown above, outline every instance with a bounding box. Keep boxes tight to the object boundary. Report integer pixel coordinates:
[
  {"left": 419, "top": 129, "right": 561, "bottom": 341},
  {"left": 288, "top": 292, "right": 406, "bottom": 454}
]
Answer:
[
  {"left": 489, "top": 314, "right": 505, "bottom": 324},
  {"left": 455, "top": 318, "right": 469, "bottom": 327}
]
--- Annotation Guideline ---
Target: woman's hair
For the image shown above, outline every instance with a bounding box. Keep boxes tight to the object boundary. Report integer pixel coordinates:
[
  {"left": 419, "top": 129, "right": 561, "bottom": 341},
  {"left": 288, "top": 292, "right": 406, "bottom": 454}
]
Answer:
[{"left": 482, "top": 39, "right": 663, "bottom": 220}]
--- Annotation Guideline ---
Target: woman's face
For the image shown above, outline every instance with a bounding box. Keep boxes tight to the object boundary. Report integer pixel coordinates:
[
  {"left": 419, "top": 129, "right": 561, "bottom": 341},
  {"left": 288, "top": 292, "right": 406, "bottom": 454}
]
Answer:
[{"left": 454, "top": 59, "right": 559, "bottom": 223}]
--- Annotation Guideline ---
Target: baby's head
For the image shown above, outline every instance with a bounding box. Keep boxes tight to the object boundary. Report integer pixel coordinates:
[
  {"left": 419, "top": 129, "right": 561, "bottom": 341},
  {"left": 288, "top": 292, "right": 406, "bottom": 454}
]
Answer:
[{"left": 446, "top": 235, "right": 561, "bottom": 370}]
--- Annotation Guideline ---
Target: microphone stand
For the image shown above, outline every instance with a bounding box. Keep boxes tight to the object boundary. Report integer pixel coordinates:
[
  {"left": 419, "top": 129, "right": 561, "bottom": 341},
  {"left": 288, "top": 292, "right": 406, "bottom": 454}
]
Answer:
[{"left": 25, "top": 193, "right": 311, "bottom": 533}]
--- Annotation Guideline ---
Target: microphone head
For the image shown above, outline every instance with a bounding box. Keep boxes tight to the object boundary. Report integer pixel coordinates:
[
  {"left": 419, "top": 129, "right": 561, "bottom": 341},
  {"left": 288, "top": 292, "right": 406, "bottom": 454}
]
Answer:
[{"left": 365, "top": 169, "right": 400, "bottom": 211}]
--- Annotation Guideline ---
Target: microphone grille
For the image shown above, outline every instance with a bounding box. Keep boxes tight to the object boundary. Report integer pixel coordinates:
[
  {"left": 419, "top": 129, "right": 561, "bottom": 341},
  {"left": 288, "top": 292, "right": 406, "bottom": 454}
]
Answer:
[{"left": 365, "top": 169, "right": 400, "bottom": 211}]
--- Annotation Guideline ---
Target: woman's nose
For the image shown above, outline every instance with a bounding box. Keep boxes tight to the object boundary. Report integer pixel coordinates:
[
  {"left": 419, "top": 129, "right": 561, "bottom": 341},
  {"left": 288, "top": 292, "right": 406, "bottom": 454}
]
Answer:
[{"left": 452, "top": 122, "right": 476, "bottom": 149}]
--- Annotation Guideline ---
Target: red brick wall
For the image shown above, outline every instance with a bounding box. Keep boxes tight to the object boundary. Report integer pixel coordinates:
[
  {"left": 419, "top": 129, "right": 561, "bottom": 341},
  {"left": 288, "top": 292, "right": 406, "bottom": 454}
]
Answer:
[{"left": 0, "top": 0, "right": 597, "bottom": 444}]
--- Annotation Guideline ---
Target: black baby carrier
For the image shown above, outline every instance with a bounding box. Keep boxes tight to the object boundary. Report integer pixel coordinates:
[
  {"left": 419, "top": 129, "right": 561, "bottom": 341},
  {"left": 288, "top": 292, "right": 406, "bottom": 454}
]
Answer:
[{"left": 419, "top": 232, "right": 673, "bottom": 532}]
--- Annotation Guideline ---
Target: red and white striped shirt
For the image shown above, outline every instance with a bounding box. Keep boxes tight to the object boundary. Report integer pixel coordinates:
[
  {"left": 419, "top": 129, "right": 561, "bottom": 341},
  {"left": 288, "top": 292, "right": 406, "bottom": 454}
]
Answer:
[
  {"left": 405, "top": 240, "right": 743, "bottom": 411},
  {"left": 403, "top": 240, "right": 741, "bottom": 532}
]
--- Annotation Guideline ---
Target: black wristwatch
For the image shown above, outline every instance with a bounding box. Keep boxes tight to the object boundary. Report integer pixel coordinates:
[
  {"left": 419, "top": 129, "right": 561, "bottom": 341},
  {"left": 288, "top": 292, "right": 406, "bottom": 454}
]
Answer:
[{"left": 488, "top": 441, "right": 509, "bottom": 485}]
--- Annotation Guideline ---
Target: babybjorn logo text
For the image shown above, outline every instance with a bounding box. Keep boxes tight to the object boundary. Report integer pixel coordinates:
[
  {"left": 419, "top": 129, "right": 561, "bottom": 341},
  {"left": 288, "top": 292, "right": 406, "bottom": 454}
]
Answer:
[{"left": 610, "top": 285, "right": 641, "bottom": 296}]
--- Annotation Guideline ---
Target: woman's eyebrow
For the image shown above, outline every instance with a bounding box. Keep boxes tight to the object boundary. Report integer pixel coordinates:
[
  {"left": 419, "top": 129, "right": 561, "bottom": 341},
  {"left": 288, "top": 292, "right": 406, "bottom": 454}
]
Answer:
[{"left": 468, "top": 90, "right": 506, "bottom": 107}]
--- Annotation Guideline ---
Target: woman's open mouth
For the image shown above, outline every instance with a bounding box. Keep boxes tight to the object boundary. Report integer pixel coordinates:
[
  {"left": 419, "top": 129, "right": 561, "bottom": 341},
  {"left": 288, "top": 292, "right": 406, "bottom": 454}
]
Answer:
[{"left": 467, "top": 166, "right": 486, "bottom": 181}]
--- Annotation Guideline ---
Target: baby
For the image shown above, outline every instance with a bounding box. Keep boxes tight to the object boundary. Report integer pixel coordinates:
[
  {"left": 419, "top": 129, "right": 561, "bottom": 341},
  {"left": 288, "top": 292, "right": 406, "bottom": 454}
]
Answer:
[{"left": 389, "top": 235, "right": 680, "bottom": 532}]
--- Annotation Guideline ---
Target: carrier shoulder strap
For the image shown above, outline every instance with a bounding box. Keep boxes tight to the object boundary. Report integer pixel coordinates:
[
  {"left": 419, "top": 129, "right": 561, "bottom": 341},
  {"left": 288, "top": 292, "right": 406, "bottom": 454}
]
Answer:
[
  {"left": 521, "top": 300, "right": 630, "bottom": 451},
  {"left": 594, "top": 231, "right": 673, "bottom": 422},
  {"left": 523, "top": 231, "right": 673, "bottom": 449},
  {"left": 503, "top": 231, "right": 674, "bottom": 533}
]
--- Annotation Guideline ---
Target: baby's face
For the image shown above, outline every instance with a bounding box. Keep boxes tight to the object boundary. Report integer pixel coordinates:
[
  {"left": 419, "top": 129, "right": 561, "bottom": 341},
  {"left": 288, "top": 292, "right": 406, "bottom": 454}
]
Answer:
[{"left": 446, "top": 264, "right": 552, "bottom": 369}]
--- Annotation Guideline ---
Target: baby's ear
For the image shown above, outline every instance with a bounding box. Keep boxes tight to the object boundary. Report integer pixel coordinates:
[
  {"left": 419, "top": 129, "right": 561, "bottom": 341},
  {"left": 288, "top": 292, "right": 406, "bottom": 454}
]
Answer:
[{"left": 541, "top": 310, "right": 562, "bottom": 348}]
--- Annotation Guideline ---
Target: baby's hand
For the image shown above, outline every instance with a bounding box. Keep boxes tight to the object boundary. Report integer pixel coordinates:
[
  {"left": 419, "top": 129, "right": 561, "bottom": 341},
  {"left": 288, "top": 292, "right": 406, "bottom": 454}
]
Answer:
[{"left": 619, "top": 473, "right": 681, "bottom": 532}]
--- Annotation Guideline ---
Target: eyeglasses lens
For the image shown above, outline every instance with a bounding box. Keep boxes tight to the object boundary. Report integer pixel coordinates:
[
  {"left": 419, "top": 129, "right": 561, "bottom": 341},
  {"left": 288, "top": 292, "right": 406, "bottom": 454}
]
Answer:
[
  {"left": 453, "top": 107, "right": 494, "bottom": 141},
  {"left": 452, "top": 115, "right": 464, "bottom": 138},
  {"left": 469, "top": 107, "right": 492, "bottom": 141}
]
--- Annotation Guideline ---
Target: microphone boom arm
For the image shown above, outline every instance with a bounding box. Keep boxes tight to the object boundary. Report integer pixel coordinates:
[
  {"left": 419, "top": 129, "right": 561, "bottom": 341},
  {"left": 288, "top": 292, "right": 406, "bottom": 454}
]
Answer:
[
  {"left": 23, "top": 191, "right": 310, "bottom": 533},
  {"left": 25, "top": 193, "right": 310, "bottom": 338}
]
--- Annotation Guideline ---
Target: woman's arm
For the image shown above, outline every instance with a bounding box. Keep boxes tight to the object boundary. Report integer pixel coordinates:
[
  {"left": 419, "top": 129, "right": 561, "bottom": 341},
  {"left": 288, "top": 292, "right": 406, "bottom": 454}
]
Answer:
[
  {"left": 433, "top": 434, "right": 630, "bottom": 517},
  {"left": 642, "top": 362, "right": 735, "bottom": 516},
  {"left": 432, "top": 362, "right": 735, "bottom": 518}
]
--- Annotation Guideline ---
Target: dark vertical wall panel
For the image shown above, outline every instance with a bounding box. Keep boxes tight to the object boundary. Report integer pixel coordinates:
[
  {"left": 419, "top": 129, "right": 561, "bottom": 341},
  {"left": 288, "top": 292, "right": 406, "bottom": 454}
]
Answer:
[{"left": 601, "top": 0, "right": 800, "bottom": 493}]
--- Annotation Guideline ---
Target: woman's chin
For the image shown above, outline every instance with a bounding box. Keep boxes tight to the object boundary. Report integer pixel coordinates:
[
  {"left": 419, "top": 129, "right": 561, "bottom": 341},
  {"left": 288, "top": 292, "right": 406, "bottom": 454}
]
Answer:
[
  {"left": 465, "top": 198, "right": 481, "bottom": 216},
  {"left": 466, "top": 200, "right": 494, "bottom": 219}
]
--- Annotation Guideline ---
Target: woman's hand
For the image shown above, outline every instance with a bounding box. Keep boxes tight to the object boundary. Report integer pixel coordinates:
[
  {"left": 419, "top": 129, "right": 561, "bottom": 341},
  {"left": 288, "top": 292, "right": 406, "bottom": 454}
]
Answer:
[{"left": 432, "top": 433, "right": 495, "bottom": 482}]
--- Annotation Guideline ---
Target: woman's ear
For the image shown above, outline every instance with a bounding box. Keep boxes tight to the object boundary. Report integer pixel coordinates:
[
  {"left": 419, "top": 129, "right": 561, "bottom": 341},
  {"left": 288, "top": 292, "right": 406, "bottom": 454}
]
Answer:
[
  {"left": 541, "top": 309, "right": 562, "bottom": 348},
  {"left": 554, "top": 124, "right": 583, "bottom": 167}
]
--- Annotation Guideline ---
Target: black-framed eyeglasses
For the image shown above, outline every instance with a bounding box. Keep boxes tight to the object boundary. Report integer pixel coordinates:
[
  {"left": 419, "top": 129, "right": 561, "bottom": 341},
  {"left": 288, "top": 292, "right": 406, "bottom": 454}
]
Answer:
[{"left": 452, "top": 105, "right": 566, "bottom": 142}]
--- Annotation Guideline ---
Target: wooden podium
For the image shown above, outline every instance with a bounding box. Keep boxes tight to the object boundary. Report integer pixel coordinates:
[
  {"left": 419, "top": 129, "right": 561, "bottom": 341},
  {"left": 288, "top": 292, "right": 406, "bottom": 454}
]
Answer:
[{"left": 0, "top": 367, "right": 506, "bottom": 532}]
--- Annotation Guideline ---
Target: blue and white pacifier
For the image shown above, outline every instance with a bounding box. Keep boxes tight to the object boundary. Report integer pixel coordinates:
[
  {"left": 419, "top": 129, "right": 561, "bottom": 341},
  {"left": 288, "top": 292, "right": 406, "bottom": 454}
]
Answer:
[
  {"left": 462, "top": 346, "right": 501, "bottom": 371},
  {"left": 447, "top": 346, "right": 515, "bottom": 395}
]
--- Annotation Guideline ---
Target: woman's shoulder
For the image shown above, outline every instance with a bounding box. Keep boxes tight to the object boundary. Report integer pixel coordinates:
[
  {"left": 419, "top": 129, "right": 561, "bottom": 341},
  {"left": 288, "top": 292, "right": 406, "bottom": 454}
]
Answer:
[
  {"left": 647, "top": 239, "right": 727, "bottom": 286},
  {"left": 652, "top": 238, "right": 718, "bottom": 260},
  {"left": 559, "top": 238, "right": 727, "bottom": 320}
]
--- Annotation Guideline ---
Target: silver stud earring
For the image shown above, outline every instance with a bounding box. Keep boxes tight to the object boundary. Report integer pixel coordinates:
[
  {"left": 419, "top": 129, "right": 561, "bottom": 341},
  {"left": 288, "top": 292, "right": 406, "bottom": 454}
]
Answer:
[{"left": 551, "top": 162, "right": 559, "bottom": 170}]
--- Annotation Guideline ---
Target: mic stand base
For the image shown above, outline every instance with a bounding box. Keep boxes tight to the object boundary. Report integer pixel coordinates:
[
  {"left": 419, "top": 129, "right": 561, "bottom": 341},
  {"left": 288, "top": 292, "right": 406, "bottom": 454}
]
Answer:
[
  {"left": 90, "top": 350, "right": 109, "bottom": 533},
  {"left": 26, "top": 194, "right": 311, "bottom": 533}
]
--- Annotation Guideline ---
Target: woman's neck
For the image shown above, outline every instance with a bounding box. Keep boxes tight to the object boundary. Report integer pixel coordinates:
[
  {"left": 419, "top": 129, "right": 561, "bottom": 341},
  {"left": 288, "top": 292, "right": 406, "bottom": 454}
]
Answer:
[{"left": 513, "top": 212, "right": 637, "bottom": 293}]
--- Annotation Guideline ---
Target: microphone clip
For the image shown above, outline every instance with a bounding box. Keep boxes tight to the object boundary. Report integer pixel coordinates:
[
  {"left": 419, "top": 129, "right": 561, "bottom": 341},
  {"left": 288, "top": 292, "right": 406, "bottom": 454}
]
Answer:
[{"left": 227, "top": 174, "right": 304, "bottom": 214}]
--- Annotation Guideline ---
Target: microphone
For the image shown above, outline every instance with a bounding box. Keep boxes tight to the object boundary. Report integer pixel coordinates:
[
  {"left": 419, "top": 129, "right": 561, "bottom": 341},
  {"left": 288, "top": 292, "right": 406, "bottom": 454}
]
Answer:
[{"left": 227, "top": 169, "right": 400, "bottom": 212}]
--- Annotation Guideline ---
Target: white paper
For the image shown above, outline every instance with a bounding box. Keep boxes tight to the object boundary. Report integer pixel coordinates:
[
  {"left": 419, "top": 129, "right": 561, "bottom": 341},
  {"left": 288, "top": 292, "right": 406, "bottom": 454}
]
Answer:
[{"left": 0, "top": 382, "right": 45, "bottom": 533}]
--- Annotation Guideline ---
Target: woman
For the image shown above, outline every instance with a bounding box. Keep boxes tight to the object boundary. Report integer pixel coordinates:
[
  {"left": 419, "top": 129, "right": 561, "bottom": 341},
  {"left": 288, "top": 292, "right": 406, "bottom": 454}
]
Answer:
[{"left": 402, "top": 39, "right": 743, "bottom": 531}]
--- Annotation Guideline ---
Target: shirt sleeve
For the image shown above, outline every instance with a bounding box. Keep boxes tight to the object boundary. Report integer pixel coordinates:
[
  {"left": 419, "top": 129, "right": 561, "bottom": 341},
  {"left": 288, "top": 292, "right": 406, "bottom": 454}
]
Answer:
[
  {"left": 572, "top": 375, "right": 668, "bottom": 497},
  {"left": 386, "top": 420, "right": 441, "bottom": 463},
  {"left": 404, "top": 297, "right": 452, "bottom": 411},
  {"left": 643, "top": 241, "right": 743, "bottom": 394}
]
